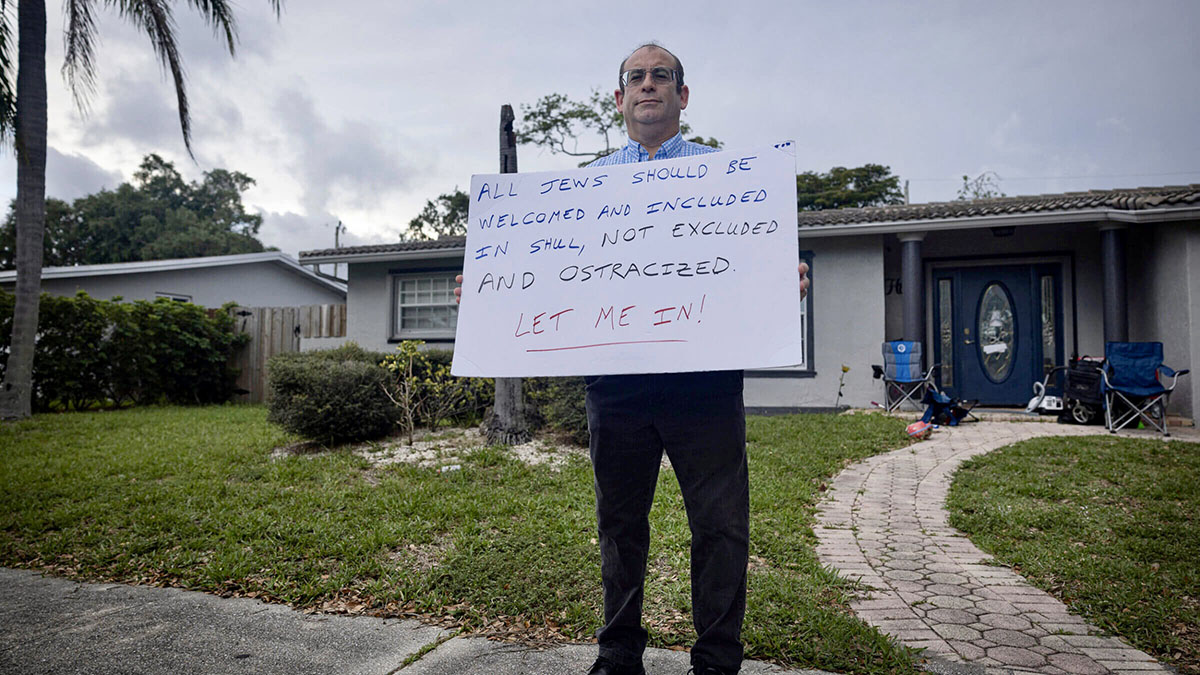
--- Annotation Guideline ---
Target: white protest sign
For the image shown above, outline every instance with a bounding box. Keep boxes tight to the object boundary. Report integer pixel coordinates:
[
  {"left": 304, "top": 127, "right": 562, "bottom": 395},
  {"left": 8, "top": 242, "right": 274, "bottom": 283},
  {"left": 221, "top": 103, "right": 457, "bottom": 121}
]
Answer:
[{"left": 451, "top": 141, "right": 801, "bottom": 378}]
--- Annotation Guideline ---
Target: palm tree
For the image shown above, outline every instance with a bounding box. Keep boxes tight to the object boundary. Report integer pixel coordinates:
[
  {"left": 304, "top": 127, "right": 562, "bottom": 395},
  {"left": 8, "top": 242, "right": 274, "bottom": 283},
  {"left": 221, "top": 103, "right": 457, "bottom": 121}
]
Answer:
[{"left": 0, "top": 0, "right": 282, "bottom": 419}]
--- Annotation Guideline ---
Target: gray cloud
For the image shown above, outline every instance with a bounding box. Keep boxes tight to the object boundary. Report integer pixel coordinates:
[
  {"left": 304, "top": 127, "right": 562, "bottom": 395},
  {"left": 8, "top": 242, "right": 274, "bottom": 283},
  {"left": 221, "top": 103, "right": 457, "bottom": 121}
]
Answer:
[
  {"left": 169, "top": 2, "right": 288, "bottom": 67},
  {"left": 80, "top": 3, "right": 286, "bottom": 77},
  {"left": 259, "top": 209, "right": 392, "bottom": 260},
  {"left": 272, "top": 89, "right": 412, "bottom": 216},
  {"left": 75, "top": 68, "right": 247, "bottom": 161},
  {"left": 192, "top": 96, "right": 246, "bottom": 149},
  {"left": 45, "top": 147, "right": 124, "bottom": 201},
  {"left": 11, "top": 0, "right": 1199, "bottom": 225},
  {"left": 79, "top": 69, "right": 185, "bottom": 151}
]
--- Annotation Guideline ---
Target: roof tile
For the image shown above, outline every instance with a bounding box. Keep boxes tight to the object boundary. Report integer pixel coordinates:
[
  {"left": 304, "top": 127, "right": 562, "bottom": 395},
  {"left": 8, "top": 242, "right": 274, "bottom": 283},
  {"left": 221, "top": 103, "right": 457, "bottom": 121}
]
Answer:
[
  {"left": 796, "top": 184, "right": 1200, "bottom": 227},
  {"left": 300, "top": 236, "right": 466, "bottom": 259}
]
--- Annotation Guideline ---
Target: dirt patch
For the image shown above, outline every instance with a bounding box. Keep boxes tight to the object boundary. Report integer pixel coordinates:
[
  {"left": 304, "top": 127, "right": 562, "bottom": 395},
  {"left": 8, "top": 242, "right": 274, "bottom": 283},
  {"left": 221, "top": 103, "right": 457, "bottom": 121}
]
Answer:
[
  {"left": 389, "top": 533, "right": 455, "bottom": 574},
  {"left": 271, "top": 427, "right": 587, "bottom": 471}
]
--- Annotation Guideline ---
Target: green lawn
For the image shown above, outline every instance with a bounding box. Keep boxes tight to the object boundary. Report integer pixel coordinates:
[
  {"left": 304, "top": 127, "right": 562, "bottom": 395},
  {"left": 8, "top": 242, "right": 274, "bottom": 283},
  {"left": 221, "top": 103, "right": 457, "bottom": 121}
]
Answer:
[
  {"left": 947, "top": 435, "right": 1200, "bottom": 675},
  {"left": 0, "top": 405, "right": 917, "bottom": 674}
]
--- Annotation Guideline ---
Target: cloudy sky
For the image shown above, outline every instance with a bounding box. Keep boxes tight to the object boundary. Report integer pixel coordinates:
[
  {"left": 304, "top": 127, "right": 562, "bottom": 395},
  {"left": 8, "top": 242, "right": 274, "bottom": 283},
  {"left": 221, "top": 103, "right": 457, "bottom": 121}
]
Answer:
[{"left": 3, "top": 0, "right": 1198, "bottom": 258}]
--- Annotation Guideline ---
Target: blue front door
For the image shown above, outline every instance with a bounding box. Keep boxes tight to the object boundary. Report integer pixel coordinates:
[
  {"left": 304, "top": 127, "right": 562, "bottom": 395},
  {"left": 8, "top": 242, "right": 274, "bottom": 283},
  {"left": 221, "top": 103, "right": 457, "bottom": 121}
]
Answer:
[{"left": 933, "top": 264, "right": 1063, "bottom": 405}]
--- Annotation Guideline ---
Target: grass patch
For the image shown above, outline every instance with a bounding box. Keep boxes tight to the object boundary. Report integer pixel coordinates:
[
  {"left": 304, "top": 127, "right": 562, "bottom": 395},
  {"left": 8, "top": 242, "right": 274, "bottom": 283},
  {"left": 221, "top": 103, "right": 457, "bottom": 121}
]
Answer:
[
  {"left": 0, "top": 405, "right": 916, "bottom": 674},
  {"left": 947, "top": 435, "right": 1200, "bottom": 675}
]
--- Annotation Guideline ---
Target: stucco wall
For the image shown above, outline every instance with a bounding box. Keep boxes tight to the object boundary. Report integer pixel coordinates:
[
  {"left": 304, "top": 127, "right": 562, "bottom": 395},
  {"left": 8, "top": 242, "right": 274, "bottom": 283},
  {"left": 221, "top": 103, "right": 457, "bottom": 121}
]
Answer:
[
  {"left": 342, "top": 259, "right": 461, "bottom": 353},
  {"left": 744, "top": 235, "right": 884, "bottom": 410},
  {"left": 875, "top": 220, "right": 1193, "bottom": 421},
  {"left": 8, "top": 262, "right": 344, "bottom": 308},
  {"left": 883, "top": 241, "right": 904, "bottom": 340},
  {"left": 1190, "top": 223, "right": 1200, "bottom": 422},
  {"left": 886, "top": 222, "right": 1105, "bottom": 358},
  {"left": 1127, "top": 221, "right": 1198, "bottom": 418}
]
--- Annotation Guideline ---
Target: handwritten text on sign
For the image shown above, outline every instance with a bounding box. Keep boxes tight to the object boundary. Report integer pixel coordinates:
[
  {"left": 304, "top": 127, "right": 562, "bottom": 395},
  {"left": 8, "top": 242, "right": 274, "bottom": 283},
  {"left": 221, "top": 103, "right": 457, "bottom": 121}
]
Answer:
[{"left": 451, "top": 141, "right": 801, "bottom": 378}]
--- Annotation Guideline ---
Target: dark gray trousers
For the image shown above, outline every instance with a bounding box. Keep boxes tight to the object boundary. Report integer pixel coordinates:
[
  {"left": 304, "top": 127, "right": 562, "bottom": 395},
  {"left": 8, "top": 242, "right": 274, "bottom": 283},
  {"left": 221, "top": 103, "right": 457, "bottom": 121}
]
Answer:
[{"left": 585, "top": 370, "right": 748, "bottom": 672}]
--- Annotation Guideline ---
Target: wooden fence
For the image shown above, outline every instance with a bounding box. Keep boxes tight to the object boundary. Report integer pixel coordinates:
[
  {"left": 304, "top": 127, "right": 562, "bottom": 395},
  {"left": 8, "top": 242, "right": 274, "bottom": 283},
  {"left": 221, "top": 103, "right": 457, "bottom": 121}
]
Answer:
[{"left": 228, "top": 304, "right": 347, "bottom": 403}]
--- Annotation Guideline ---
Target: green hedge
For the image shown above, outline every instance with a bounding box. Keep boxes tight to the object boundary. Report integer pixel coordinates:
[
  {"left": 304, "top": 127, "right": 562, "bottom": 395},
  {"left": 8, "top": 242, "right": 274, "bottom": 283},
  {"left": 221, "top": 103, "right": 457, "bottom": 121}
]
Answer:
[
  {"left": 266, "top": 342, "right": 493, "bottom": 446},
  {"left": 0, "top": 290, "right": 246, "bottom": 411},
  {"left": 262, "top": 342, "right": 587, "bottom": 446},
  {"left": 266, "top": 354, "right": 398, "bottom": 445}
]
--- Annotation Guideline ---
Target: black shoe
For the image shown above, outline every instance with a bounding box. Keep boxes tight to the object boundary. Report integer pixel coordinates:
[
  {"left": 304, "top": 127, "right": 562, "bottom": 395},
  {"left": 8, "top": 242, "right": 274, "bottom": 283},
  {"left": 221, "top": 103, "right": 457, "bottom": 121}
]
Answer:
[{"left": 587, "top": 656, "right": 646, "bottom": 675}]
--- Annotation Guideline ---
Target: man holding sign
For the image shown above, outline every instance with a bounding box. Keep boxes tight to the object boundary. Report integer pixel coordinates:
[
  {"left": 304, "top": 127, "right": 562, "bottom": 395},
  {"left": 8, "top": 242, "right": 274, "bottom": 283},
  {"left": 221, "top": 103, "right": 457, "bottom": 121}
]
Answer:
[{"left": 456, "top": 43, "right": 808, "bottom": 675}]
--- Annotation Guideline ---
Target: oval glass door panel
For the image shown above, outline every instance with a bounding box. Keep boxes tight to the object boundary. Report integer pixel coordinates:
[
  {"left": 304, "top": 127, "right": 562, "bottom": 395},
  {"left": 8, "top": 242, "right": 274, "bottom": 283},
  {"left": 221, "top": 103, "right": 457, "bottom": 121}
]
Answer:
[{"left": 977, "top": 282, "right": 1015, "bottom": 382}]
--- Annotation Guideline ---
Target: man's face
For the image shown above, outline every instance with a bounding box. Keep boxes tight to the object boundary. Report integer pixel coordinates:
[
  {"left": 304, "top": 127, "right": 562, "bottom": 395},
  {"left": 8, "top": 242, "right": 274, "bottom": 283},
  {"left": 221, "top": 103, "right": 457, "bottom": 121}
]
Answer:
[{"left": 615, "top": 46, "right": 689, "bottom": 132}]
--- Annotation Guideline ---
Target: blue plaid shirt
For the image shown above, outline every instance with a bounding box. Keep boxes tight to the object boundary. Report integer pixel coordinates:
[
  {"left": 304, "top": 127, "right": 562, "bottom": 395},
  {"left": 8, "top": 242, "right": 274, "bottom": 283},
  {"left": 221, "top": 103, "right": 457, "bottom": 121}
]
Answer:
[{"left": 587, "top": 131, "right": 717, "bottom": 166}]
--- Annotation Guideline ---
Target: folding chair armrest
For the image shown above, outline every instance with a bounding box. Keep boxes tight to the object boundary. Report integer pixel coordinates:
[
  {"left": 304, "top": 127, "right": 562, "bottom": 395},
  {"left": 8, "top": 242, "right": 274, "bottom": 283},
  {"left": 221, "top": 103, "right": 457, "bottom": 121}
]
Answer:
[
  {"left": 1159, "top": 366, "right": 1190, "bottom": 391},
  {"left": 1099, "top": 365, "right": 1114, "bottom": 388}
]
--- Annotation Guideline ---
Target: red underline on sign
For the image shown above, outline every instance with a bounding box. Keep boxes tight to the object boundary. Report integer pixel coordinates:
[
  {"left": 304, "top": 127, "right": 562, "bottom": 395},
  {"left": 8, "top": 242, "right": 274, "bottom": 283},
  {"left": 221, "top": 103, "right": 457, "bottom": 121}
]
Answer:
[{"left": 526, "top": 339, "right": 688, "bottom": 353}]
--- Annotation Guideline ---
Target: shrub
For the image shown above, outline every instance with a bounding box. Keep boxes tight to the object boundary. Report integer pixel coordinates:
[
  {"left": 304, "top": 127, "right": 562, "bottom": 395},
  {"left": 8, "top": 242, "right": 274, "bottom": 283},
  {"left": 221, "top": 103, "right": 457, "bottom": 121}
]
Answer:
[
  {"left": 266, "top": 350, "right": 397, "bottom": 445},
  {"left": 106, "top": 298, "right": 246, "bottom": 406},
  {"left": 272, "top": 343, "right": 458, "bottom": 387},
  {"left": 28, "top": 292, "right": 111, "bottom": 410},
  {"left": 282, "top": 342, "right": 391, "bottom": 367},
  {"left": 525, "top": 377, "right": 589, "bottom": 446},
  {"left": 0, "top": 290, "right": 246, "bottom": 411},
  {"left": 380, "top": 341, "right": 493, "bottom": 443}
]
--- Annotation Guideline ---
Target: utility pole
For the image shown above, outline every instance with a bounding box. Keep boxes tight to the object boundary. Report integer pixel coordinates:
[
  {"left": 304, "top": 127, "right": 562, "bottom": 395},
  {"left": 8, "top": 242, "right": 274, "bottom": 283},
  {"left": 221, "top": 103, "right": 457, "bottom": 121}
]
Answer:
[
  {"left": 333, "top": 220, "right": 346, "bottom": 280},
  {"left": 484, "top": 105, "right": 530, "bottom": 445}
]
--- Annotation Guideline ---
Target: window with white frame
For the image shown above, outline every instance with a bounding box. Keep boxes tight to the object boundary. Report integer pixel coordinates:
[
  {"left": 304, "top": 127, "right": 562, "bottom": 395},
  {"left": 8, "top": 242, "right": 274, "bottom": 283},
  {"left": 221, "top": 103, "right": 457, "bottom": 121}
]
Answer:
[
  {"left": 391, "top": 271, "right": 459, "bottom": 340},
  {"left": 155, "top": 292, "right": 192, "bottom": 303}
]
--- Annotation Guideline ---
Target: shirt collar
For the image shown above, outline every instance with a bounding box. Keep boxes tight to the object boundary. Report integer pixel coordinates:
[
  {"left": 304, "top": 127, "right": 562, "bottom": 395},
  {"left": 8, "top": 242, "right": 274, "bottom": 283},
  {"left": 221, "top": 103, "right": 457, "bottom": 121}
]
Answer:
[{"left": 623, "top": 131, "right": 686, "bottom": 161}]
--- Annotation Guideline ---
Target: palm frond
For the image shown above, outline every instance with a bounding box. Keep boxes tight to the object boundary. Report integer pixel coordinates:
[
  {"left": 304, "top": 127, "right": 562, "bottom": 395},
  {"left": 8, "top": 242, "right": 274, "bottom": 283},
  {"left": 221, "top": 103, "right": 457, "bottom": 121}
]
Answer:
[
  {"left": 62, "top": 0, "right": 99, "bottom": 113},
  {"left": 113, "top": 0, "right": 193, "bottom": 158},
  {"left": 182, "top": 0, "right": 237, "bottom": 55},
  {"left": 0, "top": 0, "right": 16, "bottom": 145},
  {"left": 98, "top": 0, "right": 282, "bottom": 159}
]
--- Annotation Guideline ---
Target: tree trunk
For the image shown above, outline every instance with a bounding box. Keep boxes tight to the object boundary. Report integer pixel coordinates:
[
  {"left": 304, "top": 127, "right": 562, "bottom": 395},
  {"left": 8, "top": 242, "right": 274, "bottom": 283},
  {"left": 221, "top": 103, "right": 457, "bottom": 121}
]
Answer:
[
  {"left": 484, "top": 104, "right": 529, "bottom": 445},
  {"left": 0, "top": 0, "right": 48, "bottom": 420}
]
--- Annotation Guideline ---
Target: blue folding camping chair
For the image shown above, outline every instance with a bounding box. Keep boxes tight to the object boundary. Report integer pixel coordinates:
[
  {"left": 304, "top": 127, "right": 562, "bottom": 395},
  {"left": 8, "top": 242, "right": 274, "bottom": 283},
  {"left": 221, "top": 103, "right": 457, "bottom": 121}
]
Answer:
[
  {"left": 1101, "top": 341, "right": 1190, "bottom": 436},
  {"left": 872, "top": 341, "right": 940, "bottom": 413}
]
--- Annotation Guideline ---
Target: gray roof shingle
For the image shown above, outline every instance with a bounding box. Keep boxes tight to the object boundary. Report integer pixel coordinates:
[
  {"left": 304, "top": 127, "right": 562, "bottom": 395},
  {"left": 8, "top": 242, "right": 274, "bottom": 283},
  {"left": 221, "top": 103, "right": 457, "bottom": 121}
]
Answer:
[
  {"left": 796, "top": 184, "right": 1200, "bottom": 228},
  {"left": 299, "top": 236, "right": 466, "bottom": 259}
]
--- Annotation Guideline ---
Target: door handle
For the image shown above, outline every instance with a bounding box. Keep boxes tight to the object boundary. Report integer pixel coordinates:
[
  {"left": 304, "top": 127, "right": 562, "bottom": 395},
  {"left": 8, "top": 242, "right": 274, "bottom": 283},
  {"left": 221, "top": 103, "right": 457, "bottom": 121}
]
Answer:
[{"left": 963, "top": 340, "right": 975, "bottom": 345}]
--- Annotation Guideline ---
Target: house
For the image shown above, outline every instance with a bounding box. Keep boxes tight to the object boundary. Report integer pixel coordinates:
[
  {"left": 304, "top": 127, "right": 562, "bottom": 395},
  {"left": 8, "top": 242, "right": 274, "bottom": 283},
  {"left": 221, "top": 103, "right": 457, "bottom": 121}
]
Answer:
[
  {"left": 299, "top": 185, "right": 1200, "bottom": 422},
  {"left": 0, "top": 251, "right": 346, "bottom": 308}
]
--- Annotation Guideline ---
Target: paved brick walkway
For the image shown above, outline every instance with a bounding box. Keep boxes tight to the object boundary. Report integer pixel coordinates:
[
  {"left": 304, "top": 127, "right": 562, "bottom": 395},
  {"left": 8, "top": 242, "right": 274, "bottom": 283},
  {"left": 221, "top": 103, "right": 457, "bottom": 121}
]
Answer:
[{"left": 814, "top": 421, "right": 1181, "bottom": 675}]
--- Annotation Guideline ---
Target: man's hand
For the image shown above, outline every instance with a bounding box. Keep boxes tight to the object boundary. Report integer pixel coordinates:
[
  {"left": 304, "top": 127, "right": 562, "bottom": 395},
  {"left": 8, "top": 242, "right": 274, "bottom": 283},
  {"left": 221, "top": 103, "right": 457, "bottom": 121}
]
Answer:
[
  {"left": 455, "top": 274, "right": 463, "bottom": 304},
  {"left": 799, "top": 261, "right": 810, "bottom": 300}
]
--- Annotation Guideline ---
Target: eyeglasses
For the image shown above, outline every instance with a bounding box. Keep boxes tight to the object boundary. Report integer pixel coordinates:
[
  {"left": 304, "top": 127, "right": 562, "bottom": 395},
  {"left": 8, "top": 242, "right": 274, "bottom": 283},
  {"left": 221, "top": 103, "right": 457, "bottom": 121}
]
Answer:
[{"left": 620, "top": 67, "right": 678, "bottom": 88}]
